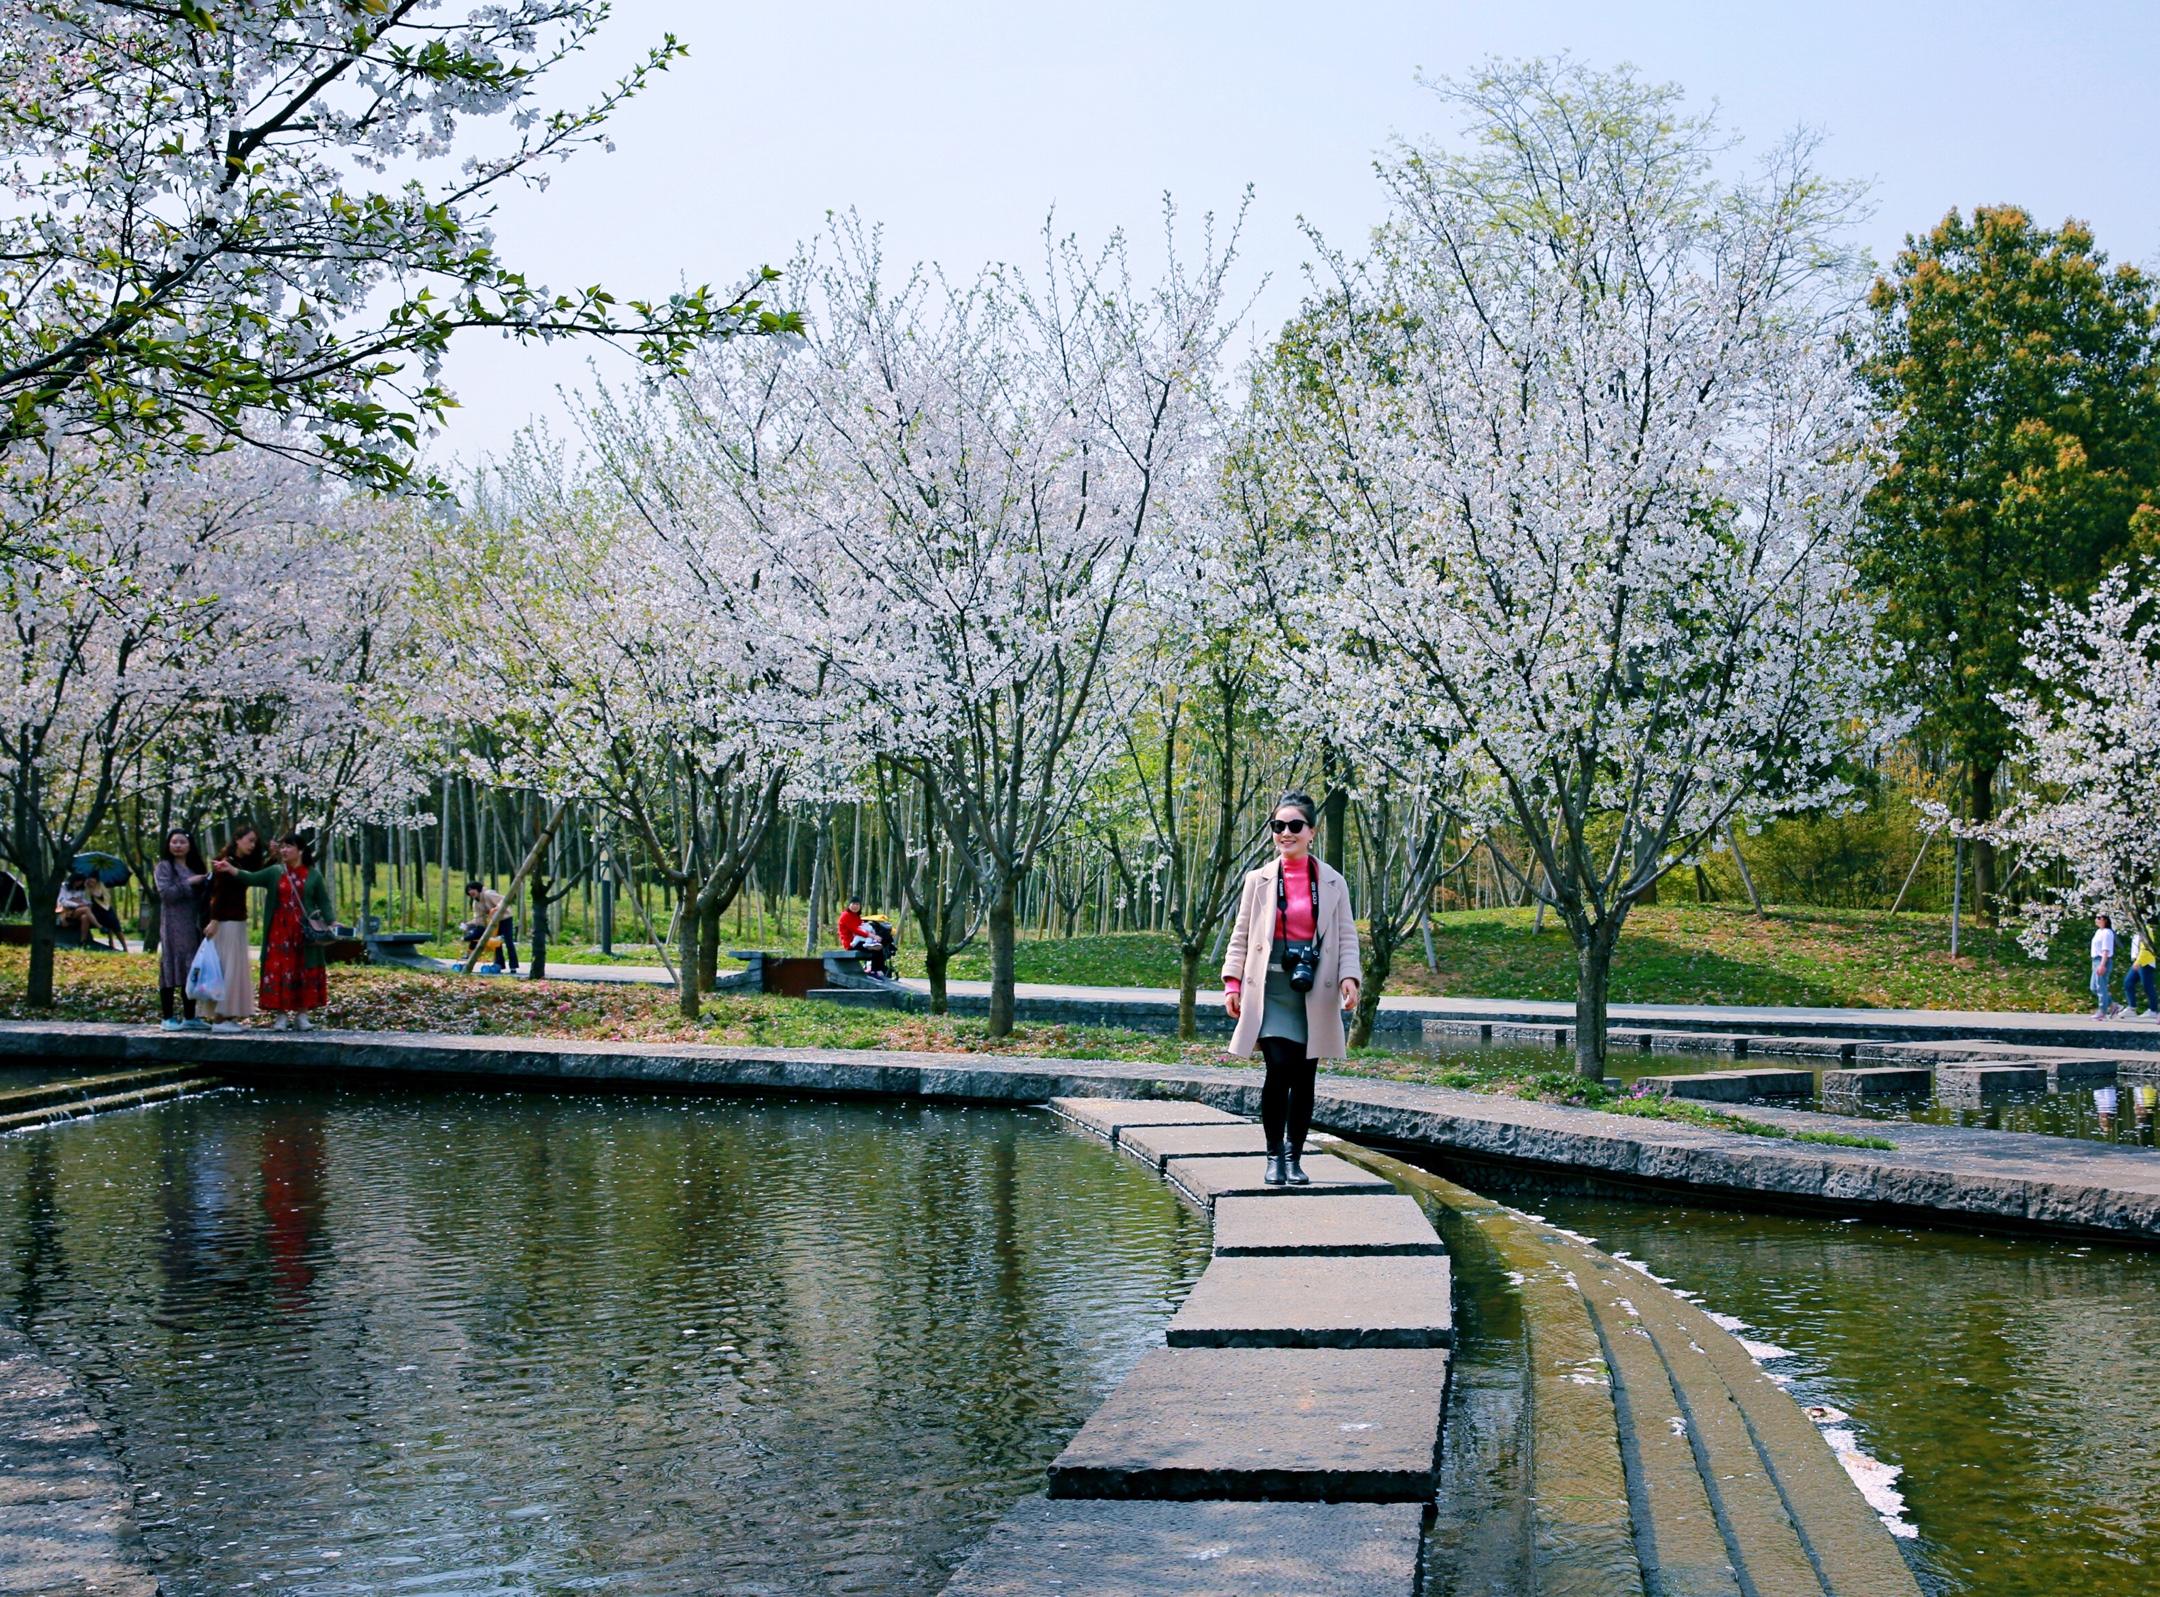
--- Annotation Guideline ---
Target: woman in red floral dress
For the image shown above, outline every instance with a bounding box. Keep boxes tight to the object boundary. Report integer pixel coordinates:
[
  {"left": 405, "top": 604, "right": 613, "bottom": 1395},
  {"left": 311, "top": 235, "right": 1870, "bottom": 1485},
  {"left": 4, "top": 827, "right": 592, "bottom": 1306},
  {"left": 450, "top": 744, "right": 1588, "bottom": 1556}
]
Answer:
[{"left": 256, "top": 832, "right": 335, "bottom": 1029}]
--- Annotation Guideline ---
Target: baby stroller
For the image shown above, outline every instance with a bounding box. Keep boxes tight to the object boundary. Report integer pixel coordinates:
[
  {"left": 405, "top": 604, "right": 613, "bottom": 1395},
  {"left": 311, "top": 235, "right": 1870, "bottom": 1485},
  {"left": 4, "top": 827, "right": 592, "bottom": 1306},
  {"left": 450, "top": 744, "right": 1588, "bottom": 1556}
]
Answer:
[{"left": 859, "top": 918, "right": 898, "bottom": 980}]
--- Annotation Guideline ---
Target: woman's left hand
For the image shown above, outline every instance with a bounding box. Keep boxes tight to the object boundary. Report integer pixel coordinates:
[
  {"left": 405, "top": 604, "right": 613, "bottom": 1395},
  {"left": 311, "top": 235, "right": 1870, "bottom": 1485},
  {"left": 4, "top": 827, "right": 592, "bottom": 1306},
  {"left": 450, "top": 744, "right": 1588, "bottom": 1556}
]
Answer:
[{"left": 1339, "top": 978, "right": 1360, "bottom": 1011}]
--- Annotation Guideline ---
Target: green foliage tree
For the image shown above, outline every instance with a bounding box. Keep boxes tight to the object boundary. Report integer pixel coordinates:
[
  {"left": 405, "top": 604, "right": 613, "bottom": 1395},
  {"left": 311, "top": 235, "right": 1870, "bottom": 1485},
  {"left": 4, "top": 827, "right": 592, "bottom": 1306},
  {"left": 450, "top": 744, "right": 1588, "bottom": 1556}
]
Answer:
[{"left": 1859, "top": 206, "right": 2160, "bottom": 920}]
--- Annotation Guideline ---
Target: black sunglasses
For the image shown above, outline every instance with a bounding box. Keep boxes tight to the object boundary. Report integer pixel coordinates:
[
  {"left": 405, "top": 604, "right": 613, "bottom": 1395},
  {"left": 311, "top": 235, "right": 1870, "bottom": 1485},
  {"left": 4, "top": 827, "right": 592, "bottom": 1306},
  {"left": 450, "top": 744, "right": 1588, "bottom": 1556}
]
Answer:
[{"left": 1270, "top": 817, "right": 1309, "bottom": 834}]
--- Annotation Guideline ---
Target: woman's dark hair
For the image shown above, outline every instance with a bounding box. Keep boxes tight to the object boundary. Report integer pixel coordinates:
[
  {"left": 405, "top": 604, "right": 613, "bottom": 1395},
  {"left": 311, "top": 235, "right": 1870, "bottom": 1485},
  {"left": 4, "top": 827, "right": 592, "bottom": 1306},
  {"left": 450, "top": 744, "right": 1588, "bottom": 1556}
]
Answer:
[
  {"left": 166, "top": 829, "right": 207, "bottom": 876},
  {"left": 1272, "top": 791, "right": 1319, "bottom": 826},
  {"left": 220, "top": 824, "right": 264, "bottom": 866},
  {"left": 277, "top": 831, "right": 317, "bottom": 868}
]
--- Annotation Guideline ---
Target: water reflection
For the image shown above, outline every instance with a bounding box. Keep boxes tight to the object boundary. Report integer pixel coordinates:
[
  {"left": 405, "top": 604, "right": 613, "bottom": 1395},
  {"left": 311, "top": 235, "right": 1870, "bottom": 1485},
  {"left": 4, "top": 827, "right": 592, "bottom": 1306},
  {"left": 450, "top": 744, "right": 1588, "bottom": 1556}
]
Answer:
[
  {"left": 1523, "top": 1191, "right": 2160, "bottom": 1597},
  {"left": 0, "top": 1088, "right": 1211, "bottom": 1596}
]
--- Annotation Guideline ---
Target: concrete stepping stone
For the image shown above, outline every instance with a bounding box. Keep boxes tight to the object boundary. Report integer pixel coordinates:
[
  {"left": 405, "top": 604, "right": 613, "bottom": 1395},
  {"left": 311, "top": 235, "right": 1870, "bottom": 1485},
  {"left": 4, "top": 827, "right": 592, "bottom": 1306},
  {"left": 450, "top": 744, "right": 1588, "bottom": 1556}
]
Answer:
[
  {"left": 1120, "top": 1122, "right": 1273, "bottom": 1169},
  {"left": 1166, "top": 1254, "right": 1453, "bottom": 1349},
  {"left": 1821, "top": 1066, "right": 1932, "bottom": 1095},
  {"left": 1165, "top": 1154, "right": 1394, "bottom": 1208},
  {"left": 1936, "top": 1064, "right": 2048, "bottom": 1101},
  {"left": 1046, "top": 1347, "right": 1449, "bottom": 1502},
  {"left": 1212, "top": 1193, "right": 1442, "bottom": 1257},
  {"left": 940, "top": 1497, "right": 1425, "bottom": 1596},
  {"left": 1050, "top": 1098, "right": 1244, "bottom": 1141},
  {"left": 1638, "top": 1069, "right": 1813, "bottom": 1101}
]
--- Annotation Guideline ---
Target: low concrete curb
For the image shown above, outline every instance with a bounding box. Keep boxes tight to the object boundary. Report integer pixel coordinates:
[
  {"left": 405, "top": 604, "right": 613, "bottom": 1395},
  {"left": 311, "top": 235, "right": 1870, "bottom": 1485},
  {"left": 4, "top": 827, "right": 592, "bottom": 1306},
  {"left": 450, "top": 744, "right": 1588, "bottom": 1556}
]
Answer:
[{"left": 4, "top": 1021, "right": 2158, "bottom": 1242}]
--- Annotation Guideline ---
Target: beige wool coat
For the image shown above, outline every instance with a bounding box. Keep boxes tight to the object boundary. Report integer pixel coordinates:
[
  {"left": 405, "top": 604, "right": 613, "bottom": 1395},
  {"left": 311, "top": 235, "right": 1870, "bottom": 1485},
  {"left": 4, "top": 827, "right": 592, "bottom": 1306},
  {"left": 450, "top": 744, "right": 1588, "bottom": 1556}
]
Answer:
[{"left": 1221, "top": 856, "right": 1362, "bottom": 1060}]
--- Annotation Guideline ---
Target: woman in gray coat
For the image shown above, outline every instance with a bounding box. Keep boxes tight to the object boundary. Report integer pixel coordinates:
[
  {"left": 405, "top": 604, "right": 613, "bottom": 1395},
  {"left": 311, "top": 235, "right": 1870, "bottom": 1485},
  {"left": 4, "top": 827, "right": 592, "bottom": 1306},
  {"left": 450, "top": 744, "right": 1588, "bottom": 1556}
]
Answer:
[
  {"left": 152, "top": 829, "right": 211, "bottom": 1030},
  {"left": 1221, "top": 792, "right": 1362, "bottom": 1184}
]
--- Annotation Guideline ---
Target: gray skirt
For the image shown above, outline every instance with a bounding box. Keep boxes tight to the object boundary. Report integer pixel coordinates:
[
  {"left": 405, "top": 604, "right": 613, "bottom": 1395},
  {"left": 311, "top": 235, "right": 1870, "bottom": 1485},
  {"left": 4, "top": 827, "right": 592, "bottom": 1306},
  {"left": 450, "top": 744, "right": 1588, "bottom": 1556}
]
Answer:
[{"left": 1258, "top": 965, "right": 1308, "bottom": 1049}]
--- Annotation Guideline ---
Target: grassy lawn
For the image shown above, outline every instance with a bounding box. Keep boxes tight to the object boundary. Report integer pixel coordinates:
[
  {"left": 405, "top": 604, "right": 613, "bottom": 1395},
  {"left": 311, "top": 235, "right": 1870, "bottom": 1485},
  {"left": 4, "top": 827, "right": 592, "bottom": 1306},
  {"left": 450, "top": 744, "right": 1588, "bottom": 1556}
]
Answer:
[{"left": 891, "top": 903, "right": 2096, "bottom": 1014}]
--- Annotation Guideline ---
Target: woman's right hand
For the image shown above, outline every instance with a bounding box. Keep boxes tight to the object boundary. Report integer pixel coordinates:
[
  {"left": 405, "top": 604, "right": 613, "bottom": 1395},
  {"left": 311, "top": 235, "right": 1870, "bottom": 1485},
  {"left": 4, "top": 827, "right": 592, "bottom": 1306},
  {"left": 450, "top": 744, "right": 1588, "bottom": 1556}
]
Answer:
[{"left": 1224, "top": 989, "right": 1242, "bottom": 1019}]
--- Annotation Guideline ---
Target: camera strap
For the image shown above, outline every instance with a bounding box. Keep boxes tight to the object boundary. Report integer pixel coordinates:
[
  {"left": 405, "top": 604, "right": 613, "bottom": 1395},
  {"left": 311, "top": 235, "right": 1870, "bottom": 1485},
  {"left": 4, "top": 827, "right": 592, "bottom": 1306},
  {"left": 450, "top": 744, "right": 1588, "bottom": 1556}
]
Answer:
[{"left": 1275, "top": 858, "right": 1321, "bottom": 949}]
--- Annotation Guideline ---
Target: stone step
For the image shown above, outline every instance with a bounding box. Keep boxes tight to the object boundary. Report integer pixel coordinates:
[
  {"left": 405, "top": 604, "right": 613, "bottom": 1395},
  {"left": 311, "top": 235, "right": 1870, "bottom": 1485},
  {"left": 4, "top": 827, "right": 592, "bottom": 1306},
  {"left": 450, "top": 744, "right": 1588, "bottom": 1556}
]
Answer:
[
  {"left": 1166, "top": 1254, "right": 1453, "bottom": 1349},
  {"left": 939, "top": 1497, "right": 1425, "bottom": 1596},
  {"left": 1049, "top": 1097, "right": 1244, "bottom": 1141},
  {"left": 1821, "top": 1066, "right": 1933, "bottom": 1095},
  {"left": 1211, "top": 1193, "right": 1443, "bottom": 1257},
  {"left": 1165, "top": 1154, "right": 1395, "bottom": 1209},
  {"left": 1936, "top": 1064, "right": 2049, "bottom": 1099},
  {"left": 1637, "top": 1069, "right": 1814, "bottom": 1101},
  {"left": 1119, "top": 1122, "right": 1272, "bottom": 1170},
  {"left": 1045, "top": 1347, "right": 1450, "bottom": 1503}
]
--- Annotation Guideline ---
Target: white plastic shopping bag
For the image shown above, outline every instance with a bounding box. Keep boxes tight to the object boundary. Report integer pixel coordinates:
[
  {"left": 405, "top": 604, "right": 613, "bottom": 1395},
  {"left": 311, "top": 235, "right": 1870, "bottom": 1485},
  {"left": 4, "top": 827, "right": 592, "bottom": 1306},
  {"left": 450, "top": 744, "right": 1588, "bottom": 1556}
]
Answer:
[{"left": 184, "top": 937, "right": 223, "bottom": 1002}]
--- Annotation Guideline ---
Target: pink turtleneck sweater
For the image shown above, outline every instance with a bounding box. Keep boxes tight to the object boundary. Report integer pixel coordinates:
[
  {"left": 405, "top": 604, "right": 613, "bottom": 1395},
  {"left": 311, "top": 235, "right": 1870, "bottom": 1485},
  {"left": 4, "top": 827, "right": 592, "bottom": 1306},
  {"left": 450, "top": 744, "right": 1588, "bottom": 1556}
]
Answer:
[{"left": 1225, "top": 857, "right": 1315, "bottom": 995}]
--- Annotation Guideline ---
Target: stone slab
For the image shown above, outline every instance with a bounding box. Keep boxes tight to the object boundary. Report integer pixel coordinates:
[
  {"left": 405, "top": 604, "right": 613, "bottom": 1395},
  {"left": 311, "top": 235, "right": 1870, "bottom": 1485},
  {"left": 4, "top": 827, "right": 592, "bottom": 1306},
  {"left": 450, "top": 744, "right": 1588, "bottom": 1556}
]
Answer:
[
  {"left": 1821, "top": 1066, "right": 1933, "bottom": 1095},
  {"left": 1212, "top": 1193, "right": 1443, "bottom": 1256},
  {"left": 940, "top": 1497, "right": 1425, "bottom": 1596},
  {"left": 1165, "top": 1154, "right": 1395, "bottom": 1207},
  {"left": 1648, "top": 1031, "right": 1752, "bottom": 1056},
  {"left": 1046, "top": 1347, "right": 1449, "bottom": 1502},
  {"left": 1166, "top": 1254, "right": 1452, "bottom": 1349},
  {"left": 1639, "top": 1069, "right": 1814, "bottom": 1101},
  {"left": 1937, "top": 1065, "right": 2048, "bottom": 1093},
  {"left": 1120, "top": 1122, "right": 1273, "bottom": 1169},
  {"left": 0, "top": 1324, "right": 157, "bottom": 1597},
  {"left": 1741, "top": 1035, "right": 1861, "bottom": 1062},
  {"left": 1049, "top": 1097, "right": 1244, "bottom": 1140}
]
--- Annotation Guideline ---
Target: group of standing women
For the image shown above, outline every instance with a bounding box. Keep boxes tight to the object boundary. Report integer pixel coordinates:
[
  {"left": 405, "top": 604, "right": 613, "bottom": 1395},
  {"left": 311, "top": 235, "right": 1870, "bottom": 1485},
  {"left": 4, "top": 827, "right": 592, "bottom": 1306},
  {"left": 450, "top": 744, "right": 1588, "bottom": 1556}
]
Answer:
[{"left": 152, "top": 823, "right": 337, "bottom": 1031}]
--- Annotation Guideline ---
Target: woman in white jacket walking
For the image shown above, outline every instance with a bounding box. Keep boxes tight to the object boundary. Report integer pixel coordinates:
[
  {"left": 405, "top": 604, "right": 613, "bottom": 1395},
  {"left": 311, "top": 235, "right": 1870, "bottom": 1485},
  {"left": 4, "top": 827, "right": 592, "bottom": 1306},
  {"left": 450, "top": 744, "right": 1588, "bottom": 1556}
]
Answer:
[{"left": 1221, "top": 792, "right": 1361, "bottom": 1184}]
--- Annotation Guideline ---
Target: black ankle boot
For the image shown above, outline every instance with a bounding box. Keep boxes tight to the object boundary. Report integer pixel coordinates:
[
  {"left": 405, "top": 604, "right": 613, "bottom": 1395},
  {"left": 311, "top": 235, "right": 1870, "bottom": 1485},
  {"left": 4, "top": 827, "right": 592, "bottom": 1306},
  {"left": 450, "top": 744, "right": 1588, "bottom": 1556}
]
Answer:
[
  {"left": 1264, "top": 1148, "right": 1287, "bottom": 1186},
  {"left": 1284, "top": 1149, "right": 1310, "bottom": 1186}
]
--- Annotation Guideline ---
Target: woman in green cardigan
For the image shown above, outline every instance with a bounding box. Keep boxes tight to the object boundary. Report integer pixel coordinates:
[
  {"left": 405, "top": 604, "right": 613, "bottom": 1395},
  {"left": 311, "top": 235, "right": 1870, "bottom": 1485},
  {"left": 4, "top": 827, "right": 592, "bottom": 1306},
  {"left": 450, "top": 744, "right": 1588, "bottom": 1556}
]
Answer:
[{"left": 253, "top": 831, "right": 335, "bottom": 1030}]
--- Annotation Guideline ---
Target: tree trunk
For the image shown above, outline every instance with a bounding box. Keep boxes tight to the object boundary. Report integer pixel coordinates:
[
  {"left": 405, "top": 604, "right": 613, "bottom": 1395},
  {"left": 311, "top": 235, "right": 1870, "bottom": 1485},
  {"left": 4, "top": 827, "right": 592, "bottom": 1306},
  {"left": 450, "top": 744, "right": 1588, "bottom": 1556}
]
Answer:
[
  {"left": 1970, "top": 760, "right": 1999, "bottom": 927},
  {"left": 1178, "top": 943, "right": 1202, "bottom": 1041},
  {"left": 24, "top": 865, "right": 58, "bottom": 1009},
  {"left": 1573, "top": 931, "right": 1616, "bottom": 1080},
  {"left": 528, "top": 866, "right": 548, "bottom": 981},
  {"left": 677, "top": 886, "right": 701, "bottom": 1019},
  {"left": 925, "top": 944, "right": 950, "bottom": 1015},
  {"left": 987, "top": 876, "right": 1018, "bottom": 1038},
  {"left": 1350, "top": 932, "right": 1392, "bottom": 1049},
  {"left": 1323, "top": 784, "right": 1349, "bottom": 874},
  {"left": 698, "top": 895, "right": 722, "bottom": 990}
]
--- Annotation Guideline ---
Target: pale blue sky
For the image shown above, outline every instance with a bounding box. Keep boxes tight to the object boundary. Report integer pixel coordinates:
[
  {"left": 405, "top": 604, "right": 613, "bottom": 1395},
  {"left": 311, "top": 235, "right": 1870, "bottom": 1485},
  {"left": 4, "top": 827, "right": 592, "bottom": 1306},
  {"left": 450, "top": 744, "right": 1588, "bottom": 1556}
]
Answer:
[{"left": 433, "top": 0, "right": 2160, "bottom": 467}]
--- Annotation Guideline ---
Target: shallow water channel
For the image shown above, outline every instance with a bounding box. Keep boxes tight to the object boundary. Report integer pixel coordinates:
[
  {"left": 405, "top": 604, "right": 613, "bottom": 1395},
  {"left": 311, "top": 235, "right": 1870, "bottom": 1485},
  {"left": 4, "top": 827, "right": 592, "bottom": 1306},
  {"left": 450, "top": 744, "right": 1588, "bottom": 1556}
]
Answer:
[
  {"left": 1526, "top": 1190, "right": 2160, "bottom": 1597},
  {"left": 0, "top": 1086, "right": 1210, "bottom": 1595}
]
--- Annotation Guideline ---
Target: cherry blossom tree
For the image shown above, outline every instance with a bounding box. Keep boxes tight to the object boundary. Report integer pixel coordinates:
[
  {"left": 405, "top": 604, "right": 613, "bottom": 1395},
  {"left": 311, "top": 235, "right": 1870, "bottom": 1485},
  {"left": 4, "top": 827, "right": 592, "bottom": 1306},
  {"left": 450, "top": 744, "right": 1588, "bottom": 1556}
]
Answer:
[
  {"left": 0, "top": 440, "right": 382, "bottom": 1002},
  {"left": 666, "top": 211, "right": 1244, "bottom": 1036},
  {"left": 432, "top": 427, "right": 842, "bottom": 1010},
  {"left": 0, "top": 0, "right": 794, "bottom": 490},
  {"left": 1256, "top": 61, "right": 1903, "bottom": 1077},
  {"left": 1979, "top": 569, "right": 2160, "bottom": 959}
]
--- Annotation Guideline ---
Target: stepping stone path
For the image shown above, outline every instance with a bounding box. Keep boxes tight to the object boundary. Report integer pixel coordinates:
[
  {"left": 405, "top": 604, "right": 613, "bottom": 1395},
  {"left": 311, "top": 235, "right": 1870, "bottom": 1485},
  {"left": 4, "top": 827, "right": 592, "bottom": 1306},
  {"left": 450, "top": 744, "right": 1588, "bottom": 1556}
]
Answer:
[
  {"left": 940, "top": 1098, "right": 1452, "bottom": 1594},
  {"left": 1164, "top": 1153, "right": 1394, "bottom": 1206}
]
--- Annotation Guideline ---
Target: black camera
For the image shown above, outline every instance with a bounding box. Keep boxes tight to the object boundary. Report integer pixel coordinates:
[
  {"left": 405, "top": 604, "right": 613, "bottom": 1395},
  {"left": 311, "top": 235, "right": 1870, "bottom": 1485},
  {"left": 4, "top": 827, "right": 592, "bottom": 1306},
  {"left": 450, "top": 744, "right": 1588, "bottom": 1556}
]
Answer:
[{"left": 1281, "top": 940, "right": 1320, "bottom": 993}]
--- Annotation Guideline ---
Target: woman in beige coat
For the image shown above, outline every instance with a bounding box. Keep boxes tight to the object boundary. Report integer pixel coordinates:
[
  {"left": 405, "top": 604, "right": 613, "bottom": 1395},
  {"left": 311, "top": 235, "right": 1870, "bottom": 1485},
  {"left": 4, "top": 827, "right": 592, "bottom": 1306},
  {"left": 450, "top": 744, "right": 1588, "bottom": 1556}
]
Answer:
[{"left": 1222, "top": 792, "right": 1361, "bottom": 1185}]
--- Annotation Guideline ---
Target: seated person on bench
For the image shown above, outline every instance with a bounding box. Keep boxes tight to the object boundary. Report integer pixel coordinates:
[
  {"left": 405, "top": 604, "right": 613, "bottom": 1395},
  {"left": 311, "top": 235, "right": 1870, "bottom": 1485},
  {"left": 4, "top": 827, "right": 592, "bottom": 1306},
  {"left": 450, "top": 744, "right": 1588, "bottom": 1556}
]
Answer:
[{"left": 837, "top": 897, "right": 897, "bottom": 978}]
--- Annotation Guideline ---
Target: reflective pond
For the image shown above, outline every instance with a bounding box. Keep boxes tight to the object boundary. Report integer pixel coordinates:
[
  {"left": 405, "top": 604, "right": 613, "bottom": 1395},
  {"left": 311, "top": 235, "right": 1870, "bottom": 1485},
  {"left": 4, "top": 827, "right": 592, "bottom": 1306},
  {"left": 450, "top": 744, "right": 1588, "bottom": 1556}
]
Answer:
[
  {"left": 1527, "top": 1190, "right": 2160, "bottom": 1597},
  {"left": 0, "top": 1086, "right": 1211, "bottom": 1596}
]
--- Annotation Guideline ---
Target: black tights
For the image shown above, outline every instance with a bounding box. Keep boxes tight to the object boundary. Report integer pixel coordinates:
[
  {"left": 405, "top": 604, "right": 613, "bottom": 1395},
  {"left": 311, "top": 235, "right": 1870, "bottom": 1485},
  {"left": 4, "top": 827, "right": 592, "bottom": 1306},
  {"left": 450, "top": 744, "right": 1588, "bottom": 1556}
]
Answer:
[
  {"left": 159, "top": 985, "right": 196, "bottom": 1021},
  {"left": 1258, "top": 1036, "right": 1317, "bottom": 1155}
]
